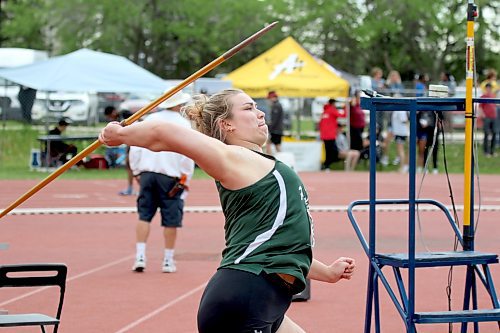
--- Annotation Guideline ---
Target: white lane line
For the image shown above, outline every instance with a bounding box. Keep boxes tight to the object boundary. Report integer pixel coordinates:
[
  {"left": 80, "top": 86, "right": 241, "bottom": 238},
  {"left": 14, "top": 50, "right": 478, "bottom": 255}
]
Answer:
[
  {"left": 6, "top": 205, "right": 500, "bottom": 215},
  {"left": 66, "top": 255, "right": 134, "bottom": 281},
  {"left": 0, "top": 255, "right": 133, "bottom": 307},
  {"left": 6, "top": 206, "right": 221, "bottom": 215},
  {"left": 114, "top": 282, "right": 207, "bottom": 333}
]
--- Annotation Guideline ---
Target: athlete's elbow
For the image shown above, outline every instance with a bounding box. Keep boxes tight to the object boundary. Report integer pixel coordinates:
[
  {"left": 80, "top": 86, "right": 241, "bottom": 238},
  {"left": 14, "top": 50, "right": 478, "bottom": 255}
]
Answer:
[{"left": 146, "top": 122, "right": 176, "bottom": 152}]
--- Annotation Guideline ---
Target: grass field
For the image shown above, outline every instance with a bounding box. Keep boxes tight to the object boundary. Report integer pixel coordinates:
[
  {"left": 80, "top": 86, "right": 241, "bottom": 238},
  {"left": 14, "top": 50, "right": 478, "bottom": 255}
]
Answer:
[
  {"left": 0, "top": 121, "right": 498, "bottom": 180},
  {"left": 0, "top": 122, "right": 207, "bottom": 180}
]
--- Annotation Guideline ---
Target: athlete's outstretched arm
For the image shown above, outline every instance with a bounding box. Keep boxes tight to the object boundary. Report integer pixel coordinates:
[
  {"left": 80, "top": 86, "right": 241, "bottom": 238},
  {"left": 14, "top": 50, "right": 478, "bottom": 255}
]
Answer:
[
  {"left": 99, "top": 120, "right": 234, "bottom": 182},
  {"left": 307, "top": 257, "right": 355, "bottom": 283}
]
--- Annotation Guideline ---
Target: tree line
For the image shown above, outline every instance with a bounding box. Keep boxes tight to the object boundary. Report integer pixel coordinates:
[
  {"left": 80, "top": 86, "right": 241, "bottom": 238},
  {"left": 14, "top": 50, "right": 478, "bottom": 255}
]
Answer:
[{"left": 1, "top": 0, "right": 498, "bottom": 83}]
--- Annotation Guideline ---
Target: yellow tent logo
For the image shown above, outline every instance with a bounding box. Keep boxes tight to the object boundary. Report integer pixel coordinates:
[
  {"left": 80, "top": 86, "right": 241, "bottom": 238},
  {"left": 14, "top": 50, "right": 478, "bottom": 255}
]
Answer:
[{"left": 269, "top": 54, "right": 305, "bottom": 80}]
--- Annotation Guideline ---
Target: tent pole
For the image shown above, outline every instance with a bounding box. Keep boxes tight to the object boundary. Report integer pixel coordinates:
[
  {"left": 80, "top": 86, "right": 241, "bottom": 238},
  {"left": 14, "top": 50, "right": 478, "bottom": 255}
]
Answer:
[
  {"left": 1, "top": 80, "right": 7, "bottom": 127},
  {"left": 0, "top": 79, "right": 7, "bottom": 163},
  {"left": 462, "top": 0, "right": 477, "bottom": 251},
  {"left": 296, "top": 97, "right": 303, "bottom": 139}
]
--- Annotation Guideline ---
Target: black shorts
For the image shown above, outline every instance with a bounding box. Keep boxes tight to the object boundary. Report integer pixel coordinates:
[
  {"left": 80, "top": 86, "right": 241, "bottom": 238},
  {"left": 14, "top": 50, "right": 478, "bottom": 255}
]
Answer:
[
  {"left": 394, "top": 135, "right": 407, "bottom": 144},
  {"left": 137, "top": 172, "right": 184, "bottom": 227},
  {"left": 270, "top": 133, "right": 282, "bottom": 145},
  {"left": 197, "top": 268, "right": 293, "bottom": 333}
]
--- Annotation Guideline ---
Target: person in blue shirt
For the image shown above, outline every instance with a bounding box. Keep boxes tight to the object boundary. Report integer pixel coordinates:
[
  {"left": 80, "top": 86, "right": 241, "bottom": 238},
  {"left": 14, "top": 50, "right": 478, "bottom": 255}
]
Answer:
[
  {"left": 414, "top": 74, "right": 428, "bottom": 97},
  {"left": 103, "top": 105, "right": 136, "bottom": 195}
]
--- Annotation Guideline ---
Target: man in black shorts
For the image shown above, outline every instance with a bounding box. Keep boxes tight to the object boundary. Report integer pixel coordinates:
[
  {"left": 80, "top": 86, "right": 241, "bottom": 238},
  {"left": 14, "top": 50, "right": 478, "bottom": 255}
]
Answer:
[
  {"left": 265, "top": 91, "right": 284, "bottom": 155},
  {"left": 128, "top": 91, "right": 194, "bottom": 273}
]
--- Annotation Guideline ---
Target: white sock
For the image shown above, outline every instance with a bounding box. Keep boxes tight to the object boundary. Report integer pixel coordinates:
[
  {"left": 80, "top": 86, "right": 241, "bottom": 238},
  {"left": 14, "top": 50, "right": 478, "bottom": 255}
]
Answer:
[
  {"left": 136, "top": 242, "right": 146, "bottom": 260},
  {"left": 164, "top": 249, "right": 174, "bottom": 261}
]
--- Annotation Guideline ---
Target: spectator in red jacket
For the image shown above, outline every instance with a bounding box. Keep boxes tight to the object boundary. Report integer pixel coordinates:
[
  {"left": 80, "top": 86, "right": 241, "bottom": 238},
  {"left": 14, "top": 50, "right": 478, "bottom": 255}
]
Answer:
[{"left": 319, "top": 98, "right": 345, "bottom": 170}]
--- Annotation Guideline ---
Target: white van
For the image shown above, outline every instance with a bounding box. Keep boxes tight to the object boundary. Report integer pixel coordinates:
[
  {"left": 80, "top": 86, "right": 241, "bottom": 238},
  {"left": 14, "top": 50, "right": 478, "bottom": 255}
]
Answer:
[
  {"left": 31, "top": 91, "right": 99, "bottom": 125},
  {"left": 0, "top": 48, "right": 99, "bottom": 125}
]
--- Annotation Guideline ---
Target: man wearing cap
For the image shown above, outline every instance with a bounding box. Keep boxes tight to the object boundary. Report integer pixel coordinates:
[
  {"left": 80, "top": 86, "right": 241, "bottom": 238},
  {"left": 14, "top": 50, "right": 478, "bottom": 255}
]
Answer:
[
  {"left": 265, "top": 91, "right": 284, "bottom": 154},
  {"left": 128, "top": 91, "right": 195, "bottom": 273},
  {"left": 47, "top": 118, "right": 78, "bottom": 165}
]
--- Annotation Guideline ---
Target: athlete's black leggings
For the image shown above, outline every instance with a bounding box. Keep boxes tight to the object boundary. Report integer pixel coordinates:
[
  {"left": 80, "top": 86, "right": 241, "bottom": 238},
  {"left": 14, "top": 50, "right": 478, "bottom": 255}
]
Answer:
[{"left": 197, "top": 268, "right": 293, "bottom": 333}]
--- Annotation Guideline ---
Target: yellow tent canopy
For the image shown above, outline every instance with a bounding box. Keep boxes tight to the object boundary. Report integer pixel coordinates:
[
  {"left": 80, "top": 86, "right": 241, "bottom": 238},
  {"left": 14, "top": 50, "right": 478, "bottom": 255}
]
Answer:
[{"left": 225, "top": 36, "right": 349, "bottom": 98}]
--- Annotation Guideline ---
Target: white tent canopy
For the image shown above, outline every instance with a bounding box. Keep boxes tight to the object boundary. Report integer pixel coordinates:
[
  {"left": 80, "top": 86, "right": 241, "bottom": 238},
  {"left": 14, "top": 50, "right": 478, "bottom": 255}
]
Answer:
[{"left": 0, "top": 48, "right": 168, "bottom": 93}]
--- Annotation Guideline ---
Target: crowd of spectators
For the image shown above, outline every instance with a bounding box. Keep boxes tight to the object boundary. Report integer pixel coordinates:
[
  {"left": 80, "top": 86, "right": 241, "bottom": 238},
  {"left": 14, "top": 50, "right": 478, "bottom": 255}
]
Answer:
[{"left": 317, "top": 66, "right": 499, "bottom": 172}]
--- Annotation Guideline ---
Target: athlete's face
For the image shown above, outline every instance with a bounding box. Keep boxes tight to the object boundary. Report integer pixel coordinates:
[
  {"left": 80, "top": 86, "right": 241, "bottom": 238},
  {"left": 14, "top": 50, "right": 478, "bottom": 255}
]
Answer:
[{"left": 224, "top": 92, "right": 268, "bottom": 148}]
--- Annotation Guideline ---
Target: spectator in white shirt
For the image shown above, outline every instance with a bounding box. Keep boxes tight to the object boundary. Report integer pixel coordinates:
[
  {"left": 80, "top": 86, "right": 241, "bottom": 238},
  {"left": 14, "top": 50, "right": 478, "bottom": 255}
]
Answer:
[
  {"left": 128, "top": 91, "right": 195, "bottom": 273},
  {"left": 391, "top": 110, "right": 409, "bottom": 173}
]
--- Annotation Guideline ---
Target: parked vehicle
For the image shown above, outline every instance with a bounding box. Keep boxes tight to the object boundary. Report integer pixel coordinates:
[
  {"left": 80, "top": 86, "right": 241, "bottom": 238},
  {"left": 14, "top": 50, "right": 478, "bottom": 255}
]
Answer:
[
  {"left": 114, "top": 78, "right": 232, "bottom": 120},
  {"left": 118, "top": 92, "right": 161, "bottom": 115},
  {"left": 97, "top": 92, "right": 125, "bottom": 122},
  {"left": 31, "top": 91, "right": 99, "bottom": 125},
  {"left": 189, "top": 77, "right": 233, "bottom": 95}
]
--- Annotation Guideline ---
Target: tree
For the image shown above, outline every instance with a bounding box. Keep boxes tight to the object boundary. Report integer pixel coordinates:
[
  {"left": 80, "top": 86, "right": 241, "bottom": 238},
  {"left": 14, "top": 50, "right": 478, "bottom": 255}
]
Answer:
[
  {"left": 1, "top": 0, "right": 498, "bottom": 84},
  {"left": 0, "top": 0, "right": 52, "bottom": 51},
  {"left": 25, "top": 0, "right": 285, "bottom": 78}
]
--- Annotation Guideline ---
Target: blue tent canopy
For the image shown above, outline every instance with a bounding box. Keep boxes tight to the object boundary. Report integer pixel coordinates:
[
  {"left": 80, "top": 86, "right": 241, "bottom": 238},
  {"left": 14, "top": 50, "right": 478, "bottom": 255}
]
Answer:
[{"left": 0, "top": 49, "right": 168, "bottom": 93}]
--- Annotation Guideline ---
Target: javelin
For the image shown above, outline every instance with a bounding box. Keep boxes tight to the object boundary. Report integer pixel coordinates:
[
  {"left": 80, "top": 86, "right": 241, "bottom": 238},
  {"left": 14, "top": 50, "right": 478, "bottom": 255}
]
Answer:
[{"left": 0, "top": 21, "right": 278, "bottom": 219}]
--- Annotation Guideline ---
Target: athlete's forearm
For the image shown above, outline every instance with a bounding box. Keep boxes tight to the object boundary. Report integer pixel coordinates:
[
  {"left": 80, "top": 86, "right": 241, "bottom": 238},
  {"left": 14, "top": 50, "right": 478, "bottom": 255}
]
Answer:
[
  {"left": 307, "top": 257, "right": 355, "bottom": 283},
  {"left": 307, "top": 259, "right": 339, "bottom": 283}
]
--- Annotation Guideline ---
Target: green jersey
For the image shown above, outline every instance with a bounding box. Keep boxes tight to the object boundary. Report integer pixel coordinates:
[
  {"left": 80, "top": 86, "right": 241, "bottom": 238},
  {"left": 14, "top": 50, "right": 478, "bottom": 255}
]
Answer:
[{"left": 216, "top": 153, "right": 314, "bottom": 292}]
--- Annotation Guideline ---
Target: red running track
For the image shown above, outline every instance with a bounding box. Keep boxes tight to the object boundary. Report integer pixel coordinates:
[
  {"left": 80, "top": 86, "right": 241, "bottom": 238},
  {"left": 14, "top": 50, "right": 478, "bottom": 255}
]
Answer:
[{"left": 0, "top": 171, "right": 499, "bottom": 332}]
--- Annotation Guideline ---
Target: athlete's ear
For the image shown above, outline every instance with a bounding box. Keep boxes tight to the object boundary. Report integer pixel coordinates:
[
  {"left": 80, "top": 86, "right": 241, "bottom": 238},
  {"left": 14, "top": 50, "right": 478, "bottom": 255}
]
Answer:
[{"left": 219, "top": 119, "right": 234, "bottom": 133}]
